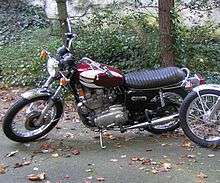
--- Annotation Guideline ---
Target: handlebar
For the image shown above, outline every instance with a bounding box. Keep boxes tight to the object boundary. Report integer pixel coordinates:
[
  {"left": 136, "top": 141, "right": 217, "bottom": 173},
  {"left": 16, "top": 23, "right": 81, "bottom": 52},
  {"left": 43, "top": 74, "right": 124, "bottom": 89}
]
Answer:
[
  {"left": 64, "top": 17, "right": 77, "bottom": 49},
  {"left": 66, "top": 17, "right": 72, "bottom": 33}
]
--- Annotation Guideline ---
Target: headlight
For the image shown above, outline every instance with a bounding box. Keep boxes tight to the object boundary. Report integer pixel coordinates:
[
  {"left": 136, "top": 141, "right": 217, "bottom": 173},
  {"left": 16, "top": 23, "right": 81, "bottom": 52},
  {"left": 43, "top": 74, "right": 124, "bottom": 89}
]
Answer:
[{"left": 47, "top": 57, "right": 59, "bottom": 77}]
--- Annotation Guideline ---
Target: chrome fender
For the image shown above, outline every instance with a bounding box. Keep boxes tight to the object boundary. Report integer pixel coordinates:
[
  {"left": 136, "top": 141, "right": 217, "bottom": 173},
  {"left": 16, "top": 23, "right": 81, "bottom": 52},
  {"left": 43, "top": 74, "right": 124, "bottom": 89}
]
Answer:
[
  {"left": 21, "top": 87, "right": 64, "bottom": 120},
  {"left": 21, "top": 88, "right": 53, "bottom": 100},
  {"left": 193, "top": 84, "right": 220, "bottom": 93}
]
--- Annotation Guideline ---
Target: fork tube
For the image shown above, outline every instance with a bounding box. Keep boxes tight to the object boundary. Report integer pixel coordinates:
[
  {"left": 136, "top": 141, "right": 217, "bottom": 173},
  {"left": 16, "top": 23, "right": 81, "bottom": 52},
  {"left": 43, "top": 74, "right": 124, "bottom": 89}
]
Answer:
[
  {"left": 42, "top": 76, "right": 53, "bottom": 88},
  {"left": 37, "top": 86, "right": 62, "bottom": 124}
]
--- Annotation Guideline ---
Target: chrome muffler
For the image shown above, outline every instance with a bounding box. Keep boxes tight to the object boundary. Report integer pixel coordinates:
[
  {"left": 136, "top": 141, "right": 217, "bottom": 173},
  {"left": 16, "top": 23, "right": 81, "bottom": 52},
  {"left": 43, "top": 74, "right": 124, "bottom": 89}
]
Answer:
[{"left": 125, "top": 114, "right": 179, "bottom": 130}]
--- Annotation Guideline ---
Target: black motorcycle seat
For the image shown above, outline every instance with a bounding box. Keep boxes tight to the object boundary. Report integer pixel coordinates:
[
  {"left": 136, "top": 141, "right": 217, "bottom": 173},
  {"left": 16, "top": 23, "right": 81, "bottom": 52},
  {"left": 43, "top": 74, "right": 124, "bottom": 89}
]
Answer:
[{"left": 125, "top": 67, "right": 186, "bottom": 89}]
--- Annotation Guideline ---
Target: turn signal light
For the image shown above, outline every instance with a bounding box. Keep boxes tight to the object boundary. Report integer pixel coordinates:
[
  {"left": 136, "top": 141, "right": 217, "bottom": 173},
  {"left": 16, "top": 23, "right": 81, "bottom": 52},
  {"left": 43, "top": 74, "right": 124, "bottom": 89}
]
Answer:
[
  {"left": 78, "top": 88, "right": 85, "bottom": 97},
  {"left": 40, "top": 50, "right": 48, "bottom": 60},
  {"left": 60, "top": 78, "right": 70, "bottom": 86}
]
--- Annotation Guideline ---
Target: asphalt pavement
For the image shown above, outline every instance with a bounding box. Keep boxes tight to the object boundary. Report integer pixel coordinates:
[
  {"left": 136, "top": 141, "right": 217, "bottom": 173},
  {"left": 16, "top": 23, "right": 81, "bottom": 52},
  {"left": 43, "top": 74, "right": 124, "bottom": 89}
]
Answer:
[{"left": 0, "top": 88, "right": 219, "bottom": 183}]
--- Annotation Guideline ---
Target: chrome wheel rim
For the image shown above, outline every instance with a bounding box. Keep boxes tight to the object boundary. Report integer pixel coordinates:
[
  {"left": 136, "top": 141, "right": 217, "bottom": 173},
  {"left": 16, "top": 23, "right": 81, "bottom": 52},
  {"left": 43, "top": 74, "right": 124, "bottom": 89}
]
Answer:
[
  {"left": 11, "top": 100, "right": 56, "bottom": 137},
  {"left": 186, "top": 94, "right": 220, "bottom": 141}
]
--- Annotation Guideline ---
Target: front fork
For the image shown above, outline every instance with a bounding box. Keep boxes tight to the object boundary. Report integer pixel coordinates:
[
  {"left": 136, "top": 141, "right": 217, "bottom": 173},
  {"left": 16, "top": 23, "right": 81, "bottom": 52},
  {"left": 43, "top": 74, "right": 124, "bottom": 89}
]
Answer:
[{"left": 37, "top": 85, "right": 63, "bottom": 124}]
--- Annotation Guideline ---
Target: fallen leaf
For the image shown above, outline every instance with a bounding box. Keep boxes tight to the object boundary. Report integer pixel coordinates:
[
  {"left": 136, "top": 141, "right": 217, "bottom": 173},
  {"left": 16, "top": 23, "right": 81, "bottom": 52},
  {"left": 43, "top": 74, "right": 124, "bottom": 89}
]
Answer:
[
  {"left": 51, "top": 153, "right": 59, "bottom": 158},
  {"left": 64, "top": 175, "right": 70, "bottom": 179},
  {"left": 64, "top": 132, "right": 75, "bottom": 138},
  {"left": 0, "top": 164, "right": 7, "bottom": 174},
  {"left": 110, "top": 159, "right": 118, "bottom": 162},
  {"left": 142, "top": 159, "right": 151, "bottom": 165},
  {"left": 97, "top": 177, "right": 105, "bottom": 181},
  {"left": 14, "top": 163, "right": 23, "bottom": 168},
  {"left": 71, "top": 149, "right": 80, "bottom": 155},
  {"left": 151, "top": 169, "right": 159, "bottom": 174},
  {"left": 187, "top": 154, "right": 196, "bottom": 159},
  {"left": 139, "top": 166, "right": 145, "bottom": 170},
  {"left": 162, "top": 163, "right": 172, "bottom": 171},
  {"left": 181, "top": 140, "right": 193, "bottom": 148},
  {"left": 85, "top": 169, "right": 92, "bottom": 173},
  {"left": 41, "top": 150, "right": 49, "bottom": 153},
  {"left": 176, "top": 161, "right": 185, "bottom": 165},
  {"left": 120, "top": 155, "right": 127, "bottom": 158},
  {"left": 103, "top": 132, "right": 116, "bottom": 140},
  {"left": 22, "top": 161, "right": 31, "bottom": 166},
  {"left": 207, "top": 154, "right": 215, "bottom": 158},
  {"left": 151, "top": 161, "right": 157, "bottom": 165},
  {"left": 33, "top": 167, "right": 39, "bottom": 171},
  {"left": 40, "top": 143, "right": 51, "bottom": 150},
  {"left": 27, "top": 172, "right": 46, "bottom": 181},
  {"left": 84, "top": 180, "right": 92, "bottom": 183},
  {"left": 161, "top": 143, "right": 168, "bottom": 147},
  {"left": 197, "top": 172, "right": 208, "bottom": 178},
  {"left": 6, "top": 150, "right": 18, "bottom": 157}
]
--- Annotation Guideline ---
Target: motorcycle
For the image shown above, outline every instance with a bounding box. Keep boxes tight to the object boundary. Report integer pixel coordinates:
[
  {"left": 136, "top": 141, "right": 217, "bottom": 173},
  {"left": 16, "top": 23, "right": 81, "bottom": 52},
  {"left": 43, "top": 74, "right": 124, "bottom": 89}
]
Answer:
[
  {"left": 3, "top": 18, "right": 203, "bottom": 148},
  {"left": 179, "top": 84, "right": 220, "bottom": 148}
]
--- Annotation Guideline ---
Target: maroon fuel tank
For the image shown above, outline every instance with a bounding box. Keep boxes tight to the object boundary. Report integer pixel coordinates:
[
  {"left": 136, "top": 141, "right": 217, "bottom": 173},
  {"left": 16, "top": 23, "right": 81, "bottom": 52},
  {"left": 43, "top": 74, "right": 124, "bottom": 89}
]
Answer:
[{"left": 76, "top": 58, "right": 124, "bottom": 88}]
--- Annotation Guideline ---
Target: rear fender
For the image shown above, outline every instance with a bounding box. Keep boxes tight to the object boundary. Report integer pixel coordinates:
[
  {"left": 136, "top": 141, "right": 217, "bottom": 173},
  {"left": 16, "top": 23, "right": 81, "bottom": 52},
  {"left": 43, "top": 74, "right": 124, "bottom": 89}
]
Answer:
[{"left": 193, "top": 84, "right": 220, "bottom": 93}]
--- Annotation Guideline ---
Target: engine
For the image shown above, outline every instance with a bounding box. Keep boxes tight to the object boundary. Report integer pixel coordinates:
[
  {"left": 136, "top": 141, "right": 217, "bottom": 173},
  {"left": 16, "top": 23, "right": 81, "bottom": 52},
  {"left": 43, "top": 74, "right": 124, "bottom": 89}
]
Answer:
[{"left": 77, "top": 87, "right": 128, "bottom": 128}]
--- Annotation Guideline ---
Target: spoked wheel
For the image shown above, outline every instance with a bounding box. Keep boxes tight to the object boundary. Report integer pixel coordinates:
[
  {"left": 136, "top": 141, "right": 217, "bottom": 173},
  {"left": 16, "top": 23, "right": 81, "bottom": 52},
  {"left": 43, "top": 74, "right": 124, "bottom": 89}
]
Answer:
[
  {"left": 3, "top": 96, "right": 63, "bottom": 143},
  {"left": 146, "top": 89, "right": 187, "bottom": 134},
  {"left": 180, "top": 89, "right": 220, "bottom": 148}
]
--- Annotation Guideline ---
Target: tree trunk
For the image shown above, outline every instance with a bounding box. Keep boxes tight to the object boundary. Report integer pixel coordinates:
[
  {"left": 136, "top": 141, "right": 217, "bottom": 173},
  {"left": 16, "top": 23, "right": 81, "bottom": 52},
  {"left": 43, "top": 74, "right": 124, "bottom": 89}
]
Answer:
[
  {"left": 55, "top": 0, "right": 68, "bottom": 42},
  {"left": 158, "top": 0, "right": 175, "bottom": 67}
]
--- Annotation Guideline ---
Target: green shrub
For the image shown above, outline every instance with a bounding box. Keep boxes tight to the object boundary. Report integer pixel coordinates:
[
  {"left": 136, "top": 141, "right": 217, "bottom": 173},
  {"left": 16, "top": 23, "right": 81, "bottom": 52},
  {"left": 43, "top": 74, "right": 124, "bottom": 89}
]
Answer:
[
  {"left": 73, "top": 8, "right": 160, "bottom": 72},
  {"left": 0, "top": 28, "right": 61, "bottom": 86},
  {"left": 0, "top": 6, "right": 219, "bottom": 87}
]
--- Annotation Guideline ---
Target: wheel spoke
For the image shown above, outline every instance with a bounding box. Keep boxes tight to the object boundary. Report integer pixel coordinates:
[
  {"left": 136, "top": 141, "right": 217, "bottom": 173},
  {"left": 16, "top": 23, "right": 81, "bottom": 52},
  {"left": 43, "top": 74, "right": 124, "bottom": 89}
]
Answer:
[{"left": 186, "top": 93, "right": 220, "bottom": 142}]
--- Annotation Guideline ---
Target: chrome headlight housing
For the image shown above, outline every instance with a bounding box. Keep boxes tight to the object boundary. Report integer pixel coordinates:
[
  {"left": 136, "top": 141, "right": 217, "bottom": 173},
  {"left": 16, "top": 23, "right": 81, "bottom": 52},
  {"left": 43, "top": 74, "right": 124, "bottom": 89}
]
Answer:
[{"left": 47, "top": 57, "right": 59, "bottom": 77}]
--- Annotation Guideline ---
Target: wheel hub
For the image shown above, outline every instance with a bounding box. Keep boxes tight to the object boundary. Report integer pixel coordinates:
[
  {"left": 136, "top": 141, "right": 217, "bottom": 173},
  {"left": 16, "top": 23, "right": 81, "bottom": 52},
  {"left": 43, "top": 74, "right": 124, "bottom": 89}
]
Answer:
[{"left": 25, "top": 111, "right": 41, "bottom": 130}]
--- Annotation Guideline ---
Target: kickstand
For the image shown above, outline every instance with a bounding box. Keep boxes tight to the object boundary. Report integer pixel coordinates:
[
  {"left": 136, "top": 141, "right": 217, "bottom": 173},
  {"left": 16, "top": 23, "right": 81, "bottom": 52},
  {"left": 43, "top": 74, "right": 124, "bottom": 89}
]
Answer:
[{"left": 99, "top": 131, "right": 106, "bottom": 149}]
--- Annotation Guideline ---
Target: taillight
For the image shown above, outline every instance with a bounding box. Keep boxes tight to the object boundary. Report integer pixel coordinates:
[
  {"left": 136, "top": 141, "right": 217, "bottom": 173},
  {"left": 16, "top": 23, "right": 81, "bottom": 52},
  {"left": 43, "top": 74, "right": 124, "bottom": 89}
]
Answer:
[{"left": 195, "top": 74, "right": 206, "bottom": 85}]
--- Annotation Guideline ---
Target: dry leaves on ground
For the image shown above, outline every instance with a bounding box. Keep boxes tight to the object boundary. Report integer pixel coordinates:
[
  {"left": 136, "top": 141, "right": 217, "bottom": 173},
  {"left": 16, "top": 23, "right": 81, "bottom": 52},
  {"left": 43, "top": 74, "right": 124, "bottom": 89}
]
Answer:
[
  {"left": 71, "top": 149, "right": 80, "bottom": 155},
  {"left": 97, "top": 177, "right": 105, "bottom": 181},
  {"left": 151, "top": 162, "right": 172, "bottom": 174},
  {"left": 27, "top": 172, "right": 46, "bottom": 181},
  {"left": 14, "top": 160, "right": 31, "bottom": 168},
  {"left": 196, "top": 172, "right": 208, "bottom": 183},
  {"left": 0, "top": 164, "right": 7, "bottom": 174}
]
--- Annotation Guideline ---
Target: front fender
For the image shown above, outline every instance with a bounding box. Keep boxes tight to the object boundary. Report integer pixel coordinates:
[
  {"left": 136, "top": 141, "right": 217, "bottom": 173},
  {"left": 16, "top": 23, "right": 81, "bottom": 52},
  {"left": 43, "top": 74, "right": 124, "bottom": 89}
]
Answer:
[
  {"left": 193, "top": 84, "right": 220, "bottom": 93},
  {"left": 21, "top": 88, "right": 53, "bottom": 100},
  {"left": 21, "top": 88, "right": 64, "bottom": 118}
]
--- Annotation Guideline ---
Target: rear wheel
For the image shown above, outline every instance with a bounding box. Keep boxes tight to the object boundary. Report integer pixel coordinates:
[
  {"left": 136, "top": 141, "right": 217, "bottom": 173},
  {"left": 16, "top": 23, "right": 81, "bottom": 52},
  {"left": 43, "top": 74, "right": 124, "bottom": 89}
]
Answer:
[
  {"left": 180, "top": 90, "right": 220, "bottom": 148},
  {"left": 146, "top": 88, "right": 187, "bottom": 134},
  {"left": 3, "top": 96, "right": 63, "bottom": 143}
]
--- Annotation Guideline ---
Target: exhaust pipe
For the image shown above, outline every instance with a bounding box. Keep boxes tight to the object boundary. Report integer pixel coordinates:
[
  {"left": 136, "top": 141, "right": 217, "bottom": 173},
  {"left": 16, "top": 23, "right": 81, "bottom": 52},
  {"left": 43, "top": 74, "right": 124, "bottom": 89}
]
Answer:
[{"left": 125, "top": 114, "right": 179, "bottom": 130}]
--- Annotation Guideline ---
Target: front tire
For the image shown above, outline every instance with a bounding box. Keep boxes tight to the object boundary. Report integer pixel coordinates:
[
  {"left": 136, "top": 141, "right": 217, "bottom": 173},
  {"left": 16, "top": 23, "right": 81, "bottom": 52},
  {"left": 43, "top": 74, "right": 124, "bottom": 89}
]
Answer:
[
  {"left": 3, "top": 96, "right": 63, "bottom": 143},
  {"left": 179, "top": 89, "right": 220, "bottom": 148}
]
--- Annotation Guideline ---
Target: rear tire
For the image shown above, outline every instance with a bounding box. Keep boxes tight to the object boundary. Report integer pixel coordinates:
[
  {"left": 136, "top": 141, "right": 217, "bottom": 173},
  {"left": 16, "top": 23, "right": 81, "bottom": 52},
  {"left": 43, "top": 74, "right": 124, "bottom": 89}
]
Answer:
[
  {"left": 179, "top": 89, "right": 220, "bottom": 148},
  {"left": 3, "top": 96, "right": 63, "bottom": 143},
  {"left": 146, "top": 88, "right": 187, "bottom": 134}
]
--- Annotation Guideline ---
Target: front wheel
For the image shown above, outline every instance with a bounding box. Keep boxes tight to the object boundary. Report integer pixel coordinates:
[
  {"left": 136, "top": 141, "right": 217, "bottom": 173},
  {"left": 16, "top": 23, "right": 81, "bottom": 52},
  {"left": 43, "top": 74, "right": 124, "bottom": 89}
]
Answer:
[
  {"left": 179, "top": 89, "right": 220, "bottom": 148},
  {"left": 3, "top": 96, "right": 63, "bottom": 143}
]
